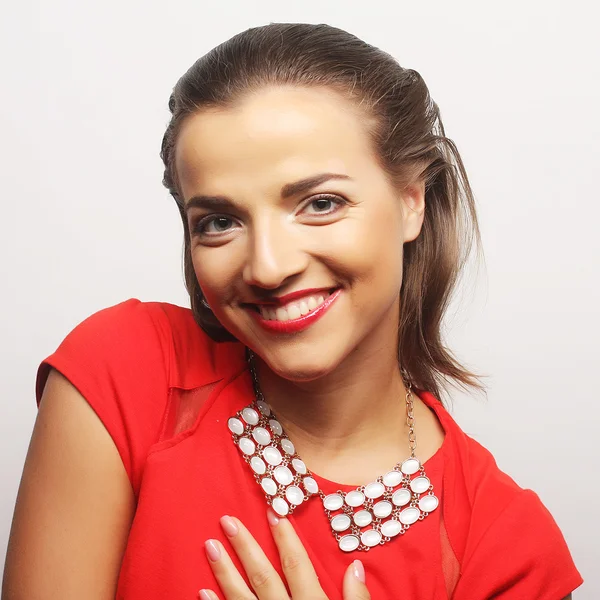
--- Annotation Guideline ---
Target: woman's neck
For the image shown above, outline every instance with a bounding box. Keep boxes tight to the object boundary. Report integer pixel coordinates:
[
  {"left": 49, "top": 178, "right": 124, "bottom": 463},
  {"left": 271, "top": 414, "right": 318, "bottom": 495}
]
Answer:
[{"left": 254, "top": 339, "right": 410, "bottom": 471}]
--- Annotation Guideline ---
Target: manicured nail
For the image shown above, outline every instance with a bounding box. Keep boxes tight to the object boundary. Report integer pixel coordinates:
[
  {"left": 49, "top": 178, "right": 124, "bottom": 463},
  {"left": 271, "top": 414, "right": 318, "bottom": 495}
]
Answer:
[
  {"left": 198, "top": 590, "right": 212, "bottom": 600},
  {"left": 204, "top": 539, "right": 221, "bottom": 562},
  {"left": 352, "top": 559, "right": 365, "bottom": 583},
  {"left": 220, "top": 515, "right": 239, "bottom": 537},
  {"left": 267, "top": 506, "right": 280, "bottom": 526}
]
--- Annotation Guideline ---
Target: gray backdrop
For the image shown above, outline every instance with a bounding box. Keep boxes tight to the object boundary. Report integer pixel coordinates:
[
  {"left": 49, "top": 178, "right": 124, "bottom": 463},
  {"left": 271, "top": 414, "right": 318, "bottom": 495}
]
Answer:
[{"left": 2, "top": 0, "right": 598, "bottom": 596}]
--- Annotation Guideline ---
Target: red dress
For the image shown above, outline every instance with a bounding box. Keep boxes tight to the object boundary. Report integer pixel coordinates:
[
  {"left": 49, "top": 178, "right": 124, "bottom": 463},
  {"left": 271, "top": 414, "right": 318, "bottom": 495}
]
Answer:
[{"left": 35, "top": 299, "right": 583, "bottom": 599}]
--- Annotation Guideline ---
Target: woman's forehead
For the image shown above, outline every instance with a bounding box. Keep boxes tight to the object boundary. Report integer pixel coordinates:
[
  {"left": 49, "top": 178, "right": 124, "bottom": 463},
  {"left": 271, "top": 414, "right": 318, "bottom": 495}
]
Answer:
[{"left": 174, "top": 87, "right": 378, "bottom": 201}]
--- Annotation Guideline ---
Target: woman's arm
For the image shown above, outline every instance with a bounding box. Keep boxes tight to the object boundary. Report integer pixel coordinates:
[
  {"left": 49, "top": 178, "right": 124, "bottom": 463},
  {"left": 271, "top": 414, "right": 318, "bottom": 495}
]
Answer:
[{"left": 2, "top": 369, "right": 136, "bottom": 599}]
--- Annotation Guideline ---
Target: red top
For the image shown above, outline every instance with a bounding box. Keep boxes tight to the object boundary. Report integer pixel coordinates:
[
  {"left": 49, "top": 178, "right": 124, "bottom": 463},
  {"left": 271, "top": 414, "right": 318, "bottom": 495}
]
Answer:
[{"left": 35, "top": 299, "right": 583, "bottom": 599}]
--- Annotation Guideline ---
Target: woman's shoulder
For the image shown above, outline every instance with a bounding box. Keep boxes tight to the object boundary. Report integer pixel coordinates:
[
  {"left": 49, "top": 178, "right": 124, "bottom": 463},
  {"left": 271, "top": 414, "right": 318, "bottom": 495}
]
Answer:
[
  {"left": 35, "top": 299, "right": 247, "bottom": 494},
  {"left": 420, "top": 391, "right": 527, "bottom": 503},
  {"left": 427, "top": 396, "right": 583, "bottom": 598},
  {"left": 437, "top": 398, "right": 556, "bottom": 534},
  {"left": 450, "top": 438, "right": 583, "bottom": 598},
  {"left": 39, "top": 298, "right": 246, "bottom": 390}
]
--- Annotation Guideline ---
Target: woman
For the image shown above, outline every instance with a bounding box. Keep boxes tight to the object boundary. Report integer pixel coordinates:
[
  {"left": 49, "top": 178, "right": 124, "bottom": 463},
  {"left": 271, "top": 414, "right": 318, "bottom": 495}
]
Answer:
[{"left": 4, "top": 22, "right": 582, "bottom": 600}]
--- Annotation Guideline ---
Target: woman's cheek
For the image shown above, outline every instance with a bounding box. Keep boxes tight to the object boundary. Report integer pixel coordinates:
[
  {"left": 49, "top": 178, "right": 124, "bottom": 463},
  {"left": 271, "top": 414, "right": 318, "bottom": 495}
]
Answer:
[
  {"left": 332, "top": 221, "right": 403, "bottom": 283},
  {"left": 192, "top": 248, "right": 238, "bottom": 303}
]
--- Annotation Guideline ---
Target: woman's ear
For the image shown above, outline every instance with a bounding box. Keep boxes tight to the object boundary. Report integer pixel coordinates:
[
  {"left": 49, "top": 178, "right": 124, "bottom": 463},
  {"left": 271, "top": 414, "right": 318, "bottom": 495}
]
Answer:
[{"left": 401, "top": 179, "right": 426, "bottom": 243}]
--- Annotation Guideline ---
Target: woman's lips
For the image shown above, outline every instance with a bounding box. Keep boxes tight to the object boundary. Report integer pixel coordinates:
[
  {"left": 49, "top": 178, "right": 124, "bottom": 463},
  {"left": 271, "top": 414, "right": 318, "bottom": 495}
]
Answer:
[
  {"left": 247, "top": 288, "right": 342, "bottom": 333},
  {"left": 256, "top": 289, "right": 333, "bottom": 321}
]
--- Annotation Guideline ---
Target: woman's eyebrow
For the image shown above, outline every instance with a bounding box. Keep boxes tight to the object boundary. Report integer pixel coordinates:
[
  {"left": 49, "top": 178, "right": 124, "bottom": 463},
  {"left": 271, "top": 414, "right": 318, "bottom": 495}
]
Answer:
[
  {"left": 184, "top": 172, "right": 352, "bottom": 213},
  {"left": 184, "top": 195, "right": 235, "bottom": 213},
  {"left": 280, "top": 172, "right": 352, "bottom": 198}
]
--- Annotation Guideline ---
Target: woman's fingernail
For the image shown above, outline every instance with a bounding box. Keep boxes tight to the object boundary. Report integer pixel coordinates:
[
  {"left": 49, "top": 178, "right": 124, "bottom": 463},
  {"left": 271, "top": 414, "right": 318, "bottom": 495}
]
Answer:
[
  {"left": 353, "top": 559, "right": 365, "bottom": 583},
  {"left": 198, "top": 590, "right": 212, "bottom": 600},
  {"left": 220, "top": 515, "right": 239, "bottom": 537},
  {"left": 204, "top": 539, "right": 221, "bottom": 562},
  {"left": 267, "top": 506, "right": 280, "bottom": 526}
]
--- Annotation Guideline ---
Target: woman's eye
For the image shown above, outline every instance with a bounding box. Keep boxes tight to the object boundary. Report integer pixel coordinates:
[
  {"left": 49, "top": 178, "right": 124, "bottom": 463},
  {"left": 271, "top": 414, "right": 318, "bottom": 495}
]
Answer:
[
  {"left": 302, "top": 195, "right": 345, "bottom": 216},
  {"left": 194, "top": 215, "right": 236, "bottom": 236}
]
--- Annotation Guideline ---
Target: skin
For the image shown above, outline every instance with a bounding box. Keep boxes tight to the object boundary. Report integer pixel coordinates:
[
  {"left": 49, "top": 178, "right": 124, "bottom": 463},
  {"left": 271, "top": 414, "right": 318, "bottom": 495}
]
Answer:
[
  {"left": 3, "top": 370, "right": 136, "bottom": 599},
  {"left": 2, "top": 85, "right": 574, "bottom": 599},
  {"left": 175, "top": 86, "right": 573, "bottom": 598},
  {"left": 199, "top": 509, "right": 371, "bottom": 600},
  {"left": 176, "top": 86, "right": 446, "bottom": 487},
  {"left": 202, "top": 511, "right": 572, "bottom": 600}
]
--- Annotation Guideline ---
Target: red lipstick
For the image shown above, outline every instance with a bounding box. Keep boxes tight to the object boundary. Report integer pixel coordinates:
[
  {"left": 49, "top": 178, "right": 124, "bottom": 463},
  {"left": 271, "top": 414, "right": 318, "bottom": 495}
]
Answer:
[
  {"left": 248, "top": 288, "right": 342, "bottom": 334},
  {"left": 253, "top": 288, "right": 334, "bottom": 307}
]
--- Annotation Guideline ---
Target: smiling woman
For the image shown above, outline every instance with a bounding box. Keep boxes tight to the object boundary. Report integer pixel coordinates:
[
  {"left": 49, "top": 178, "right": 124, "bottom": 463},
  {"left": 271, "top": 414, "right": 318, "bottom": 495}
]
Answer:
[
  {"left": 4, "top": 22, "right": 582, "bottom": 600},
  {"left": 171, "top": 84, "right": 426, "bottom": 381}
]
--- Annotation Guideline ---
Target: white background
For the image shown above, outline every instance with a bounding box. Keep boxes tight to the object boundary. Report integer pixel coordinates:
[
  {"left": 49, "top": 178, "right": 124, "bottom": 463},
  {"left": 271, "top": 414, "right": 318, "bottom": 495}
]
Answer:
[{"left": 2, "top": 0, "right": 598, "bottom": 596}]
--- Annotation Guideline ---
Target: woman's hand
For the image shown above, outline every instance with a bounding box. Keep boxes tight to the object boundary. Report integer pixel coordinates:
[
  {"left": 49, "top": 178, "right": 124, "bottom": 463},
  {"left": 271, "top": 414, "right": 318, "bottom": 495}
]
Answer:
[{"left": 199, "top": 508, "right": 371, "bottom": 600}]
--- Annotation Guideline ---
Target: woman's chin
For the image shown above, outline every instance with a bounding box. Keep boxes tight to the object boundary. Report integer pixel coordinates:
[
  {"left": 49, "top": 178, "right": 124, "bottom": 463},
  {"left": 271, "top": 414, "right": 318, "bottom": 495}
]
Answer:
[{"left": 259, "top": 353, "right": 340, "bottom": 383}]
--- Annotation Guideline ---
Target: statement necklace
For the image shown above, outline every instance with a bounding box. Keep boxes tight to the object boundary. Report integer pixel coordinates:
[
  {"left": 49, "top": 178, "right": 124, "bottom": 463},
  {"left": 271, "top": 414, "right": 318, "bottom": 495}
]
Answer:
[{"left": 226, "top": 350, "right": 439, "bottom": 553}]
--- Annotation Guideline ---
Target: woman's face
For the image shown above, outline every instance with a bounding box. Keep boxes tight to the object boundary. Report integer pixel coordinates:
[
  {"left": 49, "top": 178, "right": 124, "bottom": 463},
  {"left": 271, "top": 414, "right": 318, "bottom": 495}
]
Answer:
[{"left": 175, "top": 86, "right": 424, "bottom": 381}]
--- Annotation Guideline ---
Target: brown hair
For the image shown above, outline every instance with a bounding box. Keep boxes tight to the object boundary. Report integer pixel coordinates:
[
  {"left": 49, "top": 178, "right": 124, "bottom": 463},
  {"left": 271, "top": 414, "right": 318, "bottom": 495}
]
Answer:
[{"left": 160, "top": 22, "right": 485, "bottom": 402}]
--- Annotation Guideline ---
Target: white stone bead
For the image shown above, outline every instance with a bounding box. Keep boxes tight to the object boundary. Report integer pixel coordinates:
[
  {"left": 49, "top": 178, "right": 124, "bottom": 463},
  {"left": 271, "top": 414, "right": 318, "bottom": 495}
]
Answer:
[
  {"left": 345, "top": 490, "right": 365, "bottom": 507},
  {"left": 250, "top": 456, "right": 266, "bottom": 475},
  {"left": 272, "top": 497, "right": 289, "bottom": 516},
  {"left": 238, "top": 437, "right": 255, "bottom": 455},
  {"left": 364, "top": 482, "right": 385, "bottom": 499},
  {"left": 380, "top": 519, "right": 403, "bottom": 538},
  {"left": 303, "top": 477, "right": 319, "bottom": 495},
  {"left": 285, "top": 485, "right": 304, "bottom": 506},
  {"left": 252, "top": 427, "right": 271, "bottom": 446},
  {"left": 323, "top": 493, "right": 344, "bottom": 511},
  {"left": 392, "top": 488, "right": 412, "bottom": 507},
  {"left": 257, "top": 401, "right": 271, "bottom": 416},
  {"left": 263, "top": 446, "right": 282, "bottom": 466},
  {"left": 331, "top": 514, "right": 351, "bottom": 532},
  {"left": 291, "top": 458, "right": 307, "bottom": 474},
  {"left": 410, "top": 476, "right": 430, "bottom": 494},
  {"left": 399, "top": 506, "right": 420, "bottom": 525},
  {"left": 261, "top": 477, "right": 278, "bottom": 496},
  {"left": 227, "top": 417, "right": 244, "bottom": 435},
  {"left": 241, "top": 407, "right": 260, "bottom": 425},
  {"left": 419, "top": 494, "right": 439, "bottom": 513},
  {"left": 353, "top": 510, "right": 373, "bottom": 527},
  {"left": 360, "top": 529, "right": 382, "bottom": 547},
  {"left": 274, "top": 465, "right": 294, "bottom": 486},
  {"left": 281, "top": 438, "right": 295, "bottom": 455},
  {"left": 382, "top": 470, "right": 403, "bottom": 487},
  {"left": 373, "top": 500, "right": 393, "bottom": 519},
  {"left": 269, "top": 419, "right": 283, "bottom": 436},
  {"left": 339, "top": 534, "right": 360, "bottom": 552},
  {"left": 400, "top": 458, "right": 420, "bottom": 475}
]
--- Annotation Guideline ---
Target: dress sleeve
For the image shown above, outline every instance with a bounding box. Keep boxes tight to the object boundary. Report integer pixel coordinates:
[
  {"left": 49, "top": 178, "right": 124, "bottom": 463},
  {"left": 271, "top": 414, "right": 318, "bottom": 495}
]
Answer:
[
  {"left": 35, "top": 298, "right": 171, "bottom": 497},
  {"left": 452, "top": 489, "right": 583, "bottom": 599}
]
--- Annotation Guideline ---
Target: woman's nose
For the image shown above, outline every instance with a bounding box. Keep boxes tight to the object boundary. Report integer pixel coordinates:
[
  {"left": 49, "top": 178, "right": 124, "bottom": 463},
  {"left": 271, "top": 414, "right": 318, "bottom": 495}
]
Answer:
[{"left": 242, "top": 219, "right": 307, "bottom": 290}]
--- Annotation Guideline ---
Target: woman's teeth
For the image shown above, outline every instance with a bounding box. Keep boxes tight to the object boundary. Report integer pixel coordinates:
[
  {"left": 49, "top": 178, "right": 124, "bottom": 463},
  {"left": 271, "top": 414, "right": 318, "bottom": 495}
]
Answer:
[{"left": 258, "top": 293, "right": 329, "bottom": 322}]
